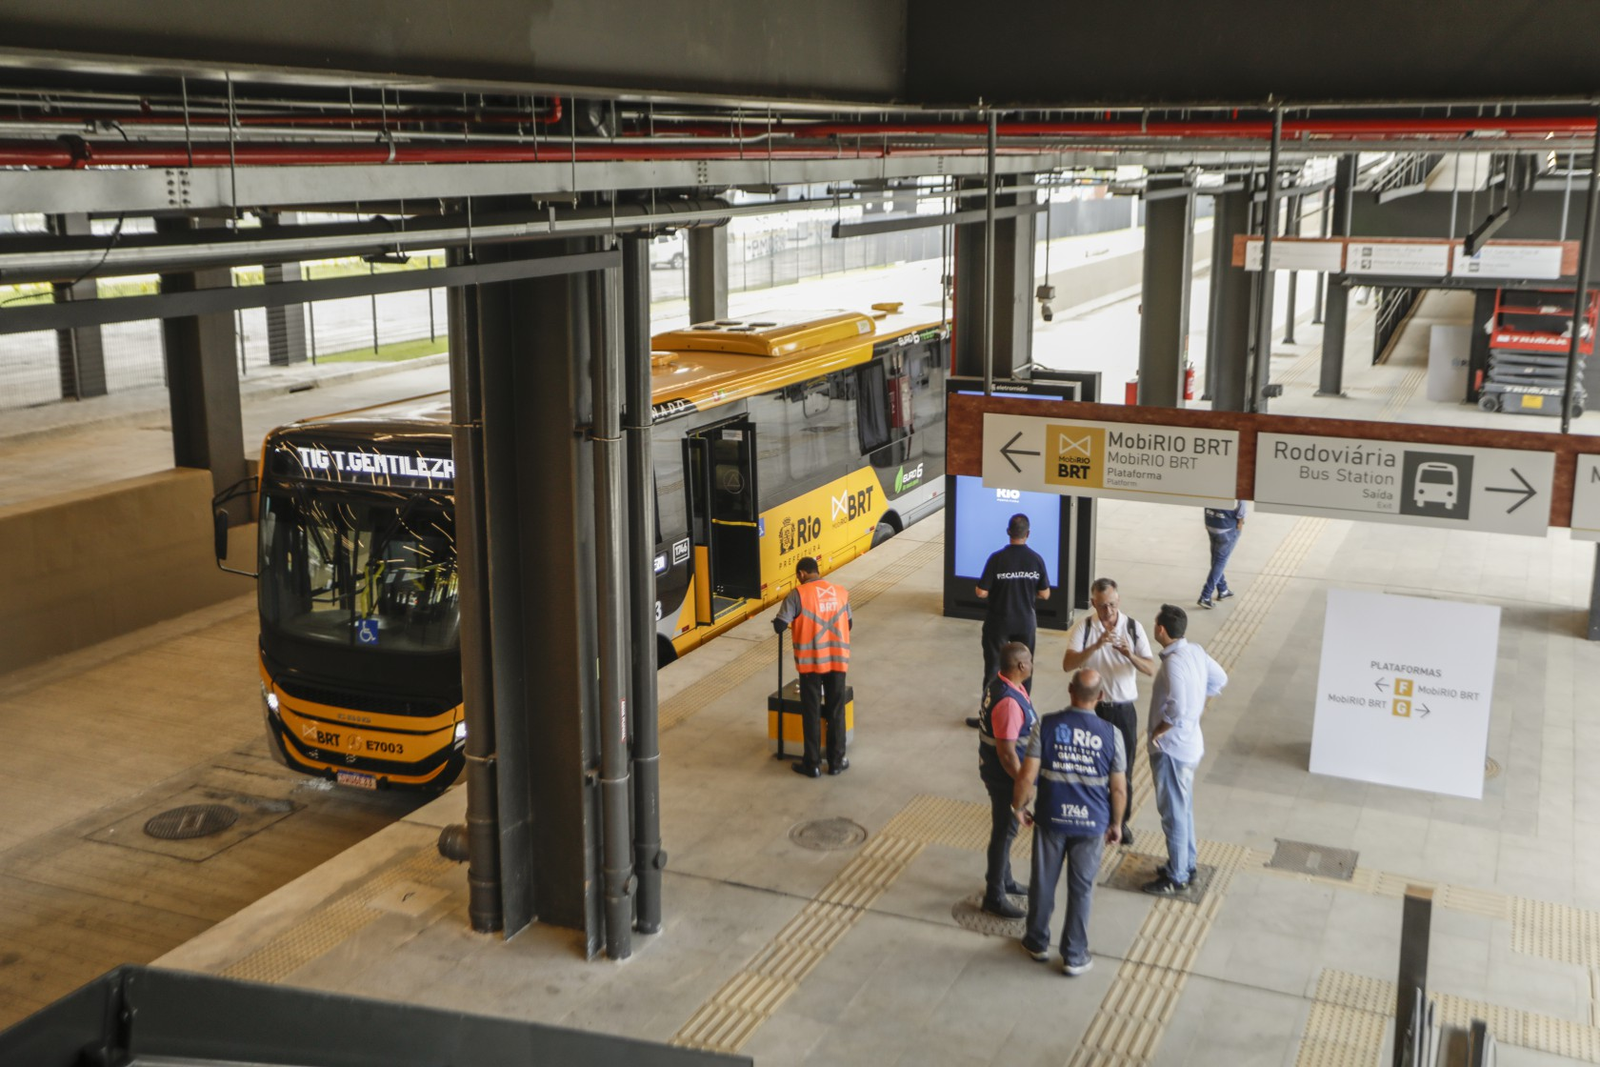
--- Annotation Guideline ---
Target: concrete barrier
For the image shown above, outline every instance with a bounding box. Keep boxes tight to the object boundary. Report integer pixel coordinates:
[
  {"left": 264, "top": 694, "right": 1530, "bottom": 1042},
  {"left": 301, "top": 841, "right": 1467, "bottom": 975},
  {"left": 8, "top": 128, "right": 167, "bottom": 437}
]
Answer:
[{"left": 0, "top": 467, "right": 255, "bottom": 674}]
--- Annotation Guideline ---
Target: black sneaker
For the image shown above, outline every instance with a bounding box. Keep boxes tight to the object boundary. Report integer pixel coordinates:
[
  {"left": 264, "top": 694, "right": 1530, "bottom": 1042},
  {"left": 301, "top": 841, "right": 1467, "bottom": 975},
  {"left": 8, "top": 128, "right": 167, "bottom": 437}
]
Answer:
[
  {"left": 1141, "top": 875, "right": 1189, "bottom": 896},
  {"left": 1216, "top": 589, "right": 1235, "bottom": 601},
  {"left": 1197, "top": 596, "right": 1213, "bottom": 609},
  {"left": 965, "top": 717, "right": 981, "bottom": 729},
  {"left": 791, "top": 762, "right": 821, "bottom": 779},
  {"left": 1021, "top": 941, "right": 1050, "bottom": 963},
  {"left": 1004, "top": 881, "right": 1028, "bottom": 896},
  {"left": 1187, "top": 867, "right": 1197, "bottom": 884},
  {"left": 1063, "top": 957, "right": 1095, "bottom": 977},
  {"left": 1120, "top": 827, "right": 1133, "bottom": 848},
  {"left": 981, "top": 895, "right": 1025, "bottom": 919}
]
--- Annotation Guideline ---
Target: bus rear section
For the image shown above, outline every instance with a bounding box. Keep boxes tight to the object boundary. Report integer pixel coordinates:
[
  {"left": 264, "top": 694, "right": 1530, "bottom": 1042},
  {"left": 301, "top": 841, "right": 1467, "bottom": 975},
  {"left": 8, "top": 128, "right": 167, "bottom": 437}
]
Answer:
[{"left": 255, "top": 426, "right": 466, "bottom": 790}]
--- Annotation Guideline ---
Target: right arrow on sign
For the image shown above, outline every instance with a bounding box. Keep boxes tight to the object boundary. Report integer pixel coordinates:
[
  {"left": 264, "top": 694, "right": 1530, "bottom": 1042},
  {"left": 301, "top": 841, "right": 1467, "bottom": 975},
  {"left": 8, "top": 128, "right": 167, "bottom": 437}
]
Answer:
[
  {"left": 1418, "top": 704, "right": 1432, "bottom": 717},
  {"left": 1485, "top": 467, "right": 1537, "bottom": 513},
  {"left": 999, "top": 431, "right": 1040, "bottom": 474}
]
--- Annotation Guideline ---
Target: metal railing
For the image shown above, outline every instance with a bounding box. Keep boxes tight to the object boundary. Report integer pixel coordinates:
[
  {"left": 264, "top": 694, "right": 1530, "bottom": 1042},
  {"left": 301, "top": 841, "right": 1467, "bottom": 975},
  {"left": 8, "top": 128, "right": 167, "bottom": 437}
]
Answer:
[{"left": 1373, "top": 285, "right": 1422, "bottom": 364}]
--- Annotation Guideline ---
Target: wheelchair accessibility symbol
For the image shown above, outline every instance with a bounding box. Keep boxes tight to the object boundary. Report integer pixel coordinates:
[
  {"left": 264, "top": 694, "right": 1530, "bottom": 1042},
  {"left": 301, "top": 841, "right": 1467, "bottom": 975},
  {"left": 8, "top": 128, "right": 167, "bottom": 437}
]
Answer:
[{"left": 356, "top": 619, "right": 380, "bottom": 646}]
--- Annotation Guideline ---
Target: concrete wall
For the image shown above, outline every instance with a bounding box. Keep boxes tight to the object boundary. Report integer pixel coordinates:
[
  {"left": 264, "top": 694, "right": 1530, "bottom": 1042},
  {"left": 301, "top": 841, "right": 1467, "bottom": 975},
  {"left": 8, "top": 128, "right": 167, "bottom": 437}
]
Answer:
[{"left": 1, "top": 467, "right": 255, "bottom": 674}]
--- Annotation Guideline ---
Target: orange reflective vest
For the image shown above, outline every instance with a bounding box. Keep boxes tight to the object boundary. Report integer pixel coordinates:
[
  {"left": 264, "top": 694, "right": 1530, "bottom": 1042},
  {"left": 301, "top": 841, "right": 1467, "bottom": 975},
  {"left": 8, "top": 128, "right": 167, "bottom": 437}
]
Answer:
[{"left": 791, "top": 579, "right": 851, "bottom": 674}]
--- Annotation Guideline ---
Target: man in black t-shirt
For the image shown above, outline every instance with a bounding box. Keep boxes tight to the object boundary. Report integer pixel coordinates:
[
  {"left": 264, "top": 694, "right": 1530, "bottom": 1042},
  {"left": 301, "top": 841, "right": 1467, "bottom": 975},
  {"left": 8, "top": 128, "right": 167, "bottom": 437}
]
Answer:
[{"left": 968, "top": 514, "right": 1051, "bottom": 726}]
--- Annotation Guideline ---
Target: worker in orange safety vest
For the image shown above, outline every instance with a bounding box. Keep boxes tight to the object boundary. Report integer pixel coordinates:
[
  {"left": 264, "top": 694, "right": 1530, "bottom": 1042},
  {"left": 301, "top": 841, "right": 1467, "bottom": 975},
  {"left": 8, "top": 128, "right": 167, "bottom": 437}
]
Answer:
[{"left": 773, "top": 556, "right": 853, "bottom": 778}]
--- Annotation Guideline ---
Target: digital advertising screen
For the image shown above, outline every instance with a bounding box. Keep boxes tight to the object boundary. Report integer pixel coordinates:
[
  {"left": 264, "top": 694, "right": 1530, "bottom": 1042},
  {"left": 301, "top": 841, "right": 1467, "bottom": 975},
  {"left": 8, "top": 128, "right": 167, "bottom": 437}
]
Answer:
[{"left": 951, "top": 475, "right": 1064, "bottom": 581}]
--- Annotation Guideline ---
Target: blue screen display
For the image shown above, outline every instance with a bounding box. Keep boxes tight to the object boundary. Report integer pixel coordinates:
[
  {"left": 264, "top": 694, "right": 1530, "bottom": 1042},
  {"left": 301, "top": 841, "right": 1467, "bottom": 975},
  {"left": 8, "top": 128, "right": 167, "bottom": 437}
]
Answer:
[{"left": 952, "top": 475, "right": 1062, "bottom": 581}]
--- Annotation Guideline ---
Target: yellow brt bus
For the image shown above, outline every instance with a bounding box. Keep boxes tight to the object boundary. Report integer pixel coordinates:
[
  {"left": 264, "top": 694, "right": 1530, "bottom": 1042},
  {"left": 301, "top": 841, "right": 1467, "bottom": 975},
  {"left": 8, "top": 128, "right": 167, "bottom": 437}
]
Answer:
[{"left": 249, "top": 306, "right": 949, "bottom": 790}]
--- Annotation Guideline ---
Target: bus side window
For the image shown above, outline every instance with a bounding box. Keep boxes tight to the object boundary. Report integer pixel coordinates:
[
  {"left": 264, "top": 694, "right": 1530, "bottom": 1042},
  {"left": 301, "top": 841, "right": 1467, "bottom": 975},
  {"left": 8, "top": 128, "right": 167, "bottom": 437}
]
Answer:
[{"left": 856, "top": 361, "right": 892, "bottom": 454}]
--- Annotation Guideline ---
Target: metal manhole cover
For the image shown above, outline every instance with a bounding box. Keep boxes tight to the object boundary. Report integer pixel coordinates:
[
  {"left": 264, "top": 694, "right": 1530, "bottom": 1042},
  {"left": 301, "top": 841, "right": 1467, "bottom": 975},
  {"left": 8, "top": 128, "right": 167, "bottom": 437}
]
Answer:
[
  {"left": 144, "top": 804, "right": 240, "bottom": 840},
  {"left": 789, "top": 818, "right": 867, "bottom": 851},
  {"left": 952, "top": 892, "right": 1028, "bottom": 937},
  {"left": 1266, "top": 839, "right": 1358, "bottom": 881},
  {"left": 1485, "top": 757, "right": 1501, "bottom": 780},
  {"left": 1102, "top": 851, "right": 1216, "bottom": 904}
]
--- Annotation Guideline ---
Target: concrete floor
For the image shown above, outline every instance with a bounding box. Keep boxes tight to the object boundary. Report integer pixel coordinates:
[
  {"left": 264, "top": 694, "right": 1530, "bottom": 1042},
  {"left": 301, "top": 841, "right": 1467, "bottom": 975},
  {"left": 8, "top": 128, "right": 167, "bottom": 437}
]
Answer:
[{"left": 151, "top": 483, "right": 1600, "bottom": 1065}]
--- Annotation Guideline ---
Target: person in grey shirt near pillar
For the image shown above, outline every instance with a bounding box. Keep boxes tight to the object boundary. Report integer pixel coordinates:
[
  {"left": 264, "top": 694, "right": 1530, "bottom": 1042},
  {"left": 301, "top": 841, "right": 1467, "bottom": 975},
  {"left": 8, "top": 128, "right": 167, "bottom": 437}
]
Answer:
[
  {"left": 1198, "top": 502, "right": 1246, "bottom": 609},
  {"left": 1142, "top": 604, "right": 1227, "bottom": 897},
  {"left": 1060, "top": 577, "right": 1154, "bottom": 845}
]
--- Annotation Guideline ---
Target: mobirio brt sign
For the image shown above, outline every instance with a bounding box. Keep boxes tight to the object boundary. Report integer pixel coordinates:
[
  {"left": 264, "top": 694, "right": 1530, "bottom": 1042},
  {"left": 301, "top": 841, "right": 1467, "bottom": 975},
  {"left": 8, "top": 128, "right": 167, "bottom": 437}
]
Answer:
[{"left": 982, "top": 413, "right": 1241, "bottom": 509}]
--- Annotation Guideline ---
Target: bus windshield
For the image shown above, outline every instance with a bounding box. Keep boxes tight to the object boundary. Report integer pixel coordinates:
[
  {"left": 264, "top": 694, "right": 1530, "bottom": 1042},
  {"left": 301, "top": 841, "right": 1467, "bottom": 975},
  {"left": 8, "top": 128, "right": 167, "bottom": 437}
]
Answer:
[{"left": 259, "top": 488, "right": 460, "bottom": 654}]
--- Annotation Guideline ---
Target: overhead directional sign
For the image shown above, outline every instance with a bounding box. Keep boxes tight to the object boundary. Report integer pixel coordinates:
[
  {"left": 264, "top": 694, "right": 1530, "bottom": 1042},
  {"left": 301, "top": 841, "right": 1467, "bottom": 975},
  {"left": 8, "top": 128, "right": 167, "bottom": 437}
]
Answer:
[
  {"left": 982, "top": 413, "right": 1240, "bottom": 507},
  {"left": 1571, "top": 456, "right": 1600, "bottom": 541},
  {"left": 1255, "top": 433, "right": 1554, "bottom": 536},
  {"left": 1311, "top": 588, "right": 1500, "bottom": 799},
  {"left": 1451, "top": 242, "right": 1564, "bottom": 280},
  {"left": 1345, "top": 241, "right": 1452, "bottom": 277}
]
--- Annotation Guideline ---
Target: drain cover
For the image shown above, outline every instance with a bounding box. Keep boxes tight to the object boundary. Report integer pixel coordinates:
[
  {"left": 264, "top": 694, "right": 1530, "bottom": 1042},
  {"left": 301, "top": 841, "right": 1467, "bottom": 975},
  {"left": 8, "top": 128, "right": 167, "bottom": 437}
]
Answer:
[
  {"left": 1266, "top": 839, "right": 1358, "bottom": 881},
  {"left": 143, "top": 804, "right": 240, "bottom": 840},
  {"left": 1102, "top": 851, "right": 1216, "bottom": 904},
  {"left": 789, "top": 818, "right": 867, "bottom": 851},
  {"left": 952, "top": 892, "right": 1028, "bottom": 937}
]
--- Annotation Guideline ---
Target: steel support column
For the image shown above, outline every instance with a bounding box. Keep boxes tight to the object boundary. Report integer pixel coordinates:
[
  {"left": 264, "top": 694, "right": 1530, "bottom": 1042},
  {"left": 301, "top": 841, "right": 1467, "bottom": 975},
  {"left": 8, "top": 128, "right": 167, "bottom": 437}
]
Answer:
[
  {"left": 621, "top": 238, "right": 664, "bottom": 935},
  {"left": 261, "top": 214, "right": 308, "bottom": 366},
  {"left": 1282, "top": 196, "right": 1300, "bottom": 345},
  {"left": 1137, "top": 173, "right": 1192, "bottom": 407},
  {"left": 1207, "top": 188, "right": 1253, "bottom": 412},
  {"left": 157, "top": 217, "right": 248, "bottom": 516},
  {"left": 445, "top": 246, "right": 503, "bottom": 935},
  {"left": 474, "top": 237, "right": 611, "bottom": 948},
  {"left": 1253, "top": 109, "right": 1284, "bottom": 412},
  {"left": 688, "top": 227, "right": 728, "bottom": 323},
  {"left": 953, "top": 175, "right": 1034, "bottom": 380},
  {"left": 48, "top": 213, "right": 106, "bottom": 400},
  {"left": 1318, "top": 155, "right": 1357, "bottom": 397}
]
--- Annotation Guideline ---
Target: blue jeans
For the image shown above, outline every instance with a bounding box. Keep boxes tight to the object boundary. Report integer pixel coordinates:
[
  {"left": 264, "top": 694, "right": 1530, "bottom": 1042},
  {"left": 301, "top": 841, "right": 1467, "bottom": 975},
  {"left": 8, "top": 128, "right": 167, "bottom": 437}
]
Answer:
[
  {"left": 1202, "top": 527, "right": 1239, "bottom": 599},
  {"left": 1150, "top": 750, "right": 1198, "bottom": 883},
  {"left": 1023, "top": 827, "right": 1104, "bottom": 967}
]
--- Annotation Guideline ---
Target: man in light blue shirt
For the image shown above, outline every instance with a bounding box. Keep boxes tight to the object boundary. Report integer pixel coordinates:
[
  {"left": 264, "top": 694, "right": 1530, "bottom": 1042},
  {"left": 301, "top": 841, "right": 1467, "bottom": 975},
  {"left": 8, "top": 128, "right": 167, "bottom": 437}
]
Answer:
[{"left": 1142, "top": 603, "right": 1227, "bottom": 896}]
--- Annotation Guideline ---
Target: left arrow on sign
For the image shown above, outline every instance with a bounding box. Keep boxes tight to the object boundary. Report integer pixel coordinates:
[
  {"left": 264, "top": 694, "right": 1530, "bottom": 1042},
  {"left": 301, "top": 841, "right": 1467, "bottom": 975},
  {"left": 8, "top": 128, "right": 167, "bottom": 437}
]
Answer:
[
  {"left": 999, "top": 431, "right": 1041, "bottom": 474},
  {"left": 1485, "top": 467, "right": 1537, "bottom": 514}
]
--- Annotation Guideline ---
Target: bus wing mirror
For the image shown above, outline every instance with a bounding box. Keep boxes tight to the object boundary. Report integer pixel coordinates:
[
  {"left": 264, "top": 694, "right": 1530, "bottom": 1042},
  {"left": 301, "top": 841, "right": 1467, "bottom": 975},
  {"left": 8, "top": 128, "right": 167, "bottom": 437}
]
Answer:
[{"left": 214, "top": 508, "right": 231, "bottom": 561}]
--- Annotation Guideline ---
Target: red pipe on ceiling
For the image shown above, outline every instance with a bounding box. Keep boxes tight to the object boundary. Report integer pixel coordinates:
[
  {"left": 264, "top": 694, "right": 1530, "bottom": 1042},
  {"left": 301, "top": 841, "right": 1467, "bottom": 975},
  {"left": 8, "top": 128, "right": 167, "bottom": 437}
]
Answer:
[{"left": 5, "top": 97, "right": 564, "bottom": 129}]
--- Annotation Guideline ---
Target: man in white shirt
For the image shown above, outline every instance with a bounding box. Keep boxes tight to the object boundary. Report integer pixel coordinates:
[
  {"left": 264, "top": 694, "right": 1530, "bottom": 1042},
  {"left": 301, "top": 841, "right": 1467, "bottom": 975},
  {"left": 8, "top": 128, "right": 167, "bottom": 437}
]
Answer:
[
  {"left": 1060, "top": 577, "right": 1155, "bottom": 845},
  {"left": 1142, "top": 603, "right": 1228, "bottom": 897}
]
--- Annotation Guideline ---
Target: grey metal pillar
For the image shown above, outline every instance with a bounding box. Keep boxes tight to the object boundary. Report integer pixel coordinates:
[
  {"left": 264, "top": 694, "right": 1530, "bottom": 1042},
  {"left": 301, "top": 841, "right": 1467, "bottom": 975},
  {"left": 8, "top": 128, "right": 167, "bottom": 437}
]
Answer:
[
  {"left": 953, "top": 176, "right": 1034, "bottom": 381},
  {"left": 621, "top": 238, "right": 664, "bottom": 935},
  {"left": 445, "top": 246, "right": 503, "bottom": 935},
  {"left": 1253, "top": 109, "right": 1284, "bottom": 412},
  {"left": 1393, "top": 886, "right": 1434, "bottom": 1067},
  {"left": 474, "top": 237, "right": 607, "bottom": 950},
  {"left": 263, "top": 265, "right": 308, "bottom": 365},
  {"left": 158, "top": 217, "right": 248, "bottom": 517},
  {"left": 48, "top": 214, "right": 107, "bottom": 399},
  {"left": 1318, "top": 155, "right": 1358, "bottom": 397},
  {"left": 1207, "top": 189, "right": 1253, "bottom": 412},
  {"left": 1282, "top": 196, "right": 1300, "bottom": 345},
  {"left": 1137, "top": 173, "right": 1192, "bottom": 407},
  {"left": 688, "top": 227, "right": 728, "bottom": 323}
]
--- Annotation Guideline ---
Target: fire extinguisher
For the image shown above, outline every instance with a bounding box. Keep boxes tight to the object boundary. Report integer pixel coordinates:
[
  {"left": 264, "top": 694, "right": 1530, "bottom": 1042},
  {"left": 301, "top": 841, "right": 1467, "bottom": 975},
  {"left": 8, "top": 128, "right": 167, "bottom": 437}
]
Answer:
[
  {"left": 1125, "top": 373, "right": 1139, "bottom": 405},
  {"left": 1183, "top": 361, "right": 1196, "bottom": 402}
]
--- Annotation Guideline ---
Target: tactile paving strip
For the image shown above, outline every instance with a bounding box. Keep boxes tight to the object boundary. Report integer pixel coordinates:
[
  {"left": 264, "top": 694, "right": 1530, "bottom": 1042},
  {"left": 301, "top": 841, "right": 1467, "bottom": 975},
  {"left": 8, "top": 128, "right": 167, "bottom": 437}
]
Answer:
[
  {"left": 220, "top": 848, "right": 455, "bottom": 985},
  {"left": 1306, "top": 968, "right": 1600, "bottom": 1064},
  {"left": 1378, "top": 368, "right": 1428, "bottom": 418},
  {"left": 671, "top": 830, "right": 926, "bottom": 1053},
  {"left": 1512, "top": 897, "right": 1600, "bottom": 967},
  {"left": 657, "top": 539, "right": 942, "bottom": 734}
]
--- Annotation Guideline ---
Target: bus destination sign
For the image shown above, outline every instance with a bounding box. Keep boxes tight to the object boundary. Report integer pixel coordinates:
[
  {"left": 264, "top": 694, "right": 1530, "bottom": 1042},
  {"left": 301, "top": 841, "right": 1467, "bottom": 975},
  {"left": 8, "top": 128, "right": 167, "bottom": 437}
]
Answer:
[{"left": 282, "top": 442, "right": 456, "bottom": 486}]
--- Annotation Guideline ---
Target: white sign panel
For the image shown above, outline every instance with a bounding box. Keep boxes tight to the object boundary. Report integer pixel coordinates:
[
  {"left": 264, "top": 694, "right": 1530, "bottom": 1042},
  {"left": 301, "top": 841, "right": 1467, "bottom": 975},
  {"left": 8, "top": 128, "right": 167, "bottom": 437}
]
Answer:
[
  {"left": 1571, "top": 456, "right": 1600, "bottom": 541},
  {"left": 982, "top": 413, "right": 1240, "bottom": 507},
  {"left": 1243, "top": 238, "right": 1345, "bottom": 273},
  {"left": 1255, "top": 433, "right": 1554, "bottom": 537},
  {"left": 1345, "top": 241, "right": 1451, "bottom": 277},
  {"left": 1311, "top": 588, "right": 1499, "bottom": 799},
  {"left": 1451, "top": 243, "right": 1564, "bottom": 280}
]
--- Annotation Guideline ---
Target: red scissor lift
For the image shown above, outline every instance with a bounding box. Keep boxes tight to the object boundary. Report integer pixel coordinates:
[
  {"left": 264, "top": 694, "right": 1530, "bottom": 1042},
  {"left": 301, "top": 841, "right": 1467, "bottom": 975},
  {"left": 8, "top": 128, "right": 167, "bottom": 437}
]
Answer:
[{"left": 1476, "top": 287, "right": 1597, "bottom": 417}]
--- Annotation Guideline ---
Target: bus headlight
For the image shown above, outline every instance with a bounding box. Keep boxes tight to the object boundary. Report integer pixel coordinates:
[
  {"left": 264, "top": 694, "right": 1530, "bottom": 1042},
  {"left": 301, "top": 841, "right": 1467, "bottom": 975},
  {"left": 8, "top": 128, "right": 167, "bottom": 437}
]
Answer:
[
  {"left": 454, "top": 722, "right": 468, "bottom": 742},
  {"left": 261, "top": 684, "right": 280, "bottom": 715}
]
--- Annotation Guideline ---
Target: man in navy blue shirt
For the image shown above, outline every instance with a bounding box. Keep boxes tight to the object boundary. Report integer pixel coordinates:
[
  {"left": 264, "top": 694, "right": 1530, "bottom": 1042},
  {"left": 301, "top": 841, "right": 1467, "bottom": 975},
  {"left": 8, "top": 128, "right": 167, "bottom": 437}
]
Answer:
[
  {"left": 1198, "top": 502, "right": 1246, "bottom": 609},
  {"left": 973, "top": 514, "right": 1051, "bottom": 713}
]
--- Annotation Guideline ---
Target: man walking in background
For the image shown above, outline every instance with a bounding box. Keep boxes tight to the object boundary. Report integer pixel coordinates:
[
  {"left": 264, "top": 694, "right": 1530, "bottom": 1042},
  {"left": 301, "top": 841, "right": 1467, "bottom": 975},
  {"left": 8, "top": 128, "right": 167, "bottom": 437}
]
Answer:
[
  {"left": 1198, "top": 502, "right": 1246, "bottom": 608},
  {"left": 1142, "top": 604, "right": 1227, "bottom": 896}
]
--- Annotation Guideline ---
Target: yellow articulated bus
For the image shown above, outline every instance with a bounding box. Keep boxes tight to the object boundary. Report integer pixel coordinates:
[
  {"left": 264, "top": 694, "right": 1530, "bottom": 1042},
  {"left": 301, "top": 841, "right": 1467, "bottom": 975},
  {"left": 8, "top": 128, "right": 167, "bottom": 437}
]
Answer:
[{"left": 247, "top": 306, "right": 949, "bottom": 790}]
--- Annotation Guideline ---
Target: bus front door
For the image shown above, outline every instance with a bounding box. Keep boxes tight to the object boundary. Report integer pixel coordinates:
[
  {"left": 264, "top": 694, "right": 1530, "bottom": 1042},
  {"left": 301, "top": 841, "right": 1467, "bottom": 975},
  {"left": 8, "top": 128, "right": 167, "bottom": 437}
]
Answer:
[{"left": 685, "top": 418, "right": 762, "bottom": 618}]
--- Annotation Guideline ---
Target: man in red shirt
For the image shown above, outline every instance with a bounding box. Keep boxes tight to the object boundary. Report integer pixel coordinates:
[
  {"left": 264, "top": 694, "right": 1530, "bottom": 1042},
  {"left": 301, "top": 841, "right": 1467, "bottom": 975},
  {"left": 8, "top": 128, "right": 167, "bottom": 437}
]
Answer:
[{"left": 976, "top": 641, "right": 1037, "bottom": 918}]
